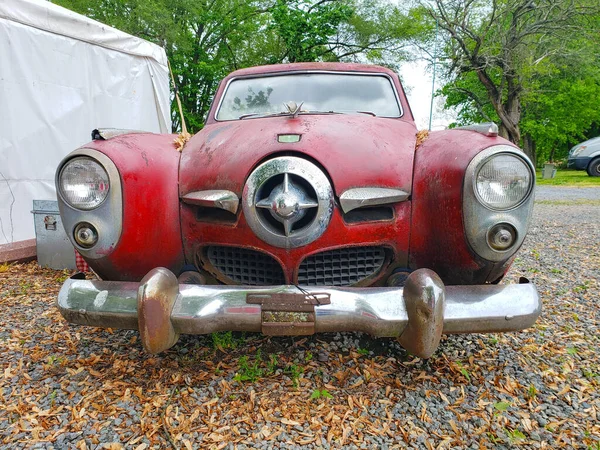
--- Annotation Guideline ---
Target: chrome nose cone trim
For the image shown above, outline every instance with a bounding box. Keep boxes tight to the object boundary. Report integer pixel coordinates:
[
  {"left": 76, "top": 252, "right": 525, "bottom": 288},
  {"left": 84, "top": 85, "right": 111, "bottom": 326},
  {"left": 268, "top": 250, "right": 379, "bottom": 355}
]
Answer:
[
  {"left": 255, "top": 173, "right": 319, "bottom": 237},
  {"left": 243, "top": 156, "right": 334, "bottom": 248}
]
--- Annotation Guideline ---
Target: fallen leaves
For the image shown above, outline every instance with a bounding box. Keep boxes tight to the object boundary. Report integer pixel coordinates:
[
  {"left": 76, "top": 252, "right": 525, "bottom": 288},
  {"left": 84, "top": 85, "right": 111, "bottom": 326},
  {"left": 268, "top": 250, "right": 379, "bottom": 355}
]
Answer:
[
  {"left": 173, "top": 132, "right": 191, "bottom": 152},
  {"left": 1, "top": 242, "right": 600, "bottom": 449}
]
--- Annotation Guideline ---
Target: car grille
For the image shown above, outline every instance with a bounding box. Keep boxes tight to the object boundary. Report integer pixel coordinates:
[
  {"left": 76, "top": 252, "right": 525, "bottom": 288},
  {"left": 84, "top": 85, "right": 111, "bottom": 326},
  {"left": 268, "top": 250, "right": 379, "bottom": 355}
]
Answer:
[
  {"left": 205, "top": 246, "right": 286, "bottom": 285},
  {"left": 297, "top": 246, "right": 386, "bottom": 286}
]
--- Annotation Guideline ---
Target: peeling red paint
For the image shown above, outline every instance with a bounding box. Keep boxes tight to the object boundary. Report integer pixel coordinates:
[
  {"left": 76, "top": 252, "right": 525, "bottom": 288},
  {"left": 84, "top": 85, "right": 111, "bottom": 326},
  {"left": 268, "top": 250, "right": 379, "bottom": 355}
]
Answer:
[
  {"left": 409, "top": 130, "right": 518, "bottom": 284},
  {"left": 79, "top": 133, "right": 185, "bottom": 281}
]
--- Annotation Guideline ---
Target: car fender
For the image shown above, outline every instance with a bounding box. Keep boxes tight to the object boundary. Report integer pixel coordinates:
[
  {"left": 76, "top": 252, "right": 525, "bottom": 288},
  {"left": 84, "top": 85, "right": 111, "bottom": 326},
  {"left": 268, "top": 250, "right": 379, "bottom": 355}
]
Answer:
[{"left": 62, "top": 133, "right": 185, "bottom": 281}]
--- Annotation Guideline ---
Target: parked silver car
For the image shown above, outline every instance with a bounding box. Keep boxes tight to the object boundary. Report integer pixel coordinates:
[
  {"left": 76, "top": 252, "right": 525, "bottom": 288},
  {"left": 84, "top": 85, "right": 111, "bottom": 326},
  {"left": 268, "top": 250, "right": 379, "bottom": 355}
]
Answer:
[{"left": 567, "top": 136, "right": 600, "bottom": 176}]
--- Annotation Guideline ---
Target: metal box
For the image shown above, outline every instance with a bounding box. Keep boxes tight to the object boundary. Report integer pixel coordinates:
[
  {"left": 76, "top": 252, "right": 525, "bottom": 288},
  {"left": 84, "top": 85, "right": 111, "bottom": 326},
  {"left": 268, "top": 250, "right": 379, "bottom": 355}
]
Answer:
[{"left": 32, "top": 200, "right": 76, "bottom": 269}]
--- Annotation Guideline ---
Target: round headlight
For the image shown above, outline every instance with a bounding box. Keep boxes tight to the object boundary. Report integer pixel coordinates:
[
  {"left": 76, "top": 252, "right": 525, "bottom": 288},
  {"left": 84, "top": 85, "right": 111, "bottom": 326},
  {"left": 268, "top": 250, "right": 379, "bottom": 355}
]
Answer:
[
  {"left": 475, "top": 154, "right": 532, "bottom": 210},
  {"left": 59, "top": 157, "right": 110, "bottom": 210}
]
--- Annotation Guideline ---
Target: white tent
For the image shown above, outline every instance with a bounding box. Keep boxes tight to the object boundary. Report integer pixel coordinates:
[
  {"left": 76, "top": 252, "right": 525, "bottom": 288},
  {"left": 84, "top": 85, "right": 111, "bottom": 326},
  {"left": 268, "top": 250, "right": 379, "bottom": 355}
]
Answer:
[{"left": 0, "top": 0, "right": 172, "bottom": 245}]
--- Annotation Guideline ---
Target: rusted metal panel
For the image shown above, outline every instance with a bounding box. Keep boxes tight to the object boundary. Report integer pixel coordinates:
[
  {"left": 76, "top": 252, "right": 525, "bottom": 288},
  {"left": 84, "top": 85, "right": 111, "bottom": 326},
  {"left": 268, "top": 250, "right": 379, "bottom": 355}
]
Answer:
[
  {"left": 247, "top": 291, "right": 330, "bottom": 336},
  {"left": 409, "top": 130, "right": 518, "bottom": 285},
  {"left": 180, "top": 115, "right": 417, "bottom": 198},
  {"left": 76, "top": 134, "right": 185, "bottom": 281}
]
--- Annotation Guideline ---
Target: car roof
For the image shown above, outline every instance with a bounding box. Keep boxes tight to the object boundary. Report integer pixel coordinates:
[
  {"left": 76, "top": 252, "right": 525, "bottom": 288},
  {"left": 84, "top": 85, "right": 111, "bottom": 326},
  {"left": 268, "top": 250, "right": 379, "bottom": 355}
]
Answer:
[{"left": 225, "top": 62, "right": 398, "bottom": 79}]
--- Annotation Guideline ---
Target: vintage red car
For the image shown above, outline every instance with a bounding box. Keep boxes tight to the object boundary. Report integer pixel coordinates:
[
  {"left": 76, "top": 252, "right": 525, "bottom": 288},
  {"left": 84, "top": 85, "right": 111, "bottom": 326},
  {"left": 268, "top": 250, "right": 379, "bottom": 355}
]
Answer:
[{"left": 55, "top": 62, "right": 540, "bottom": 358}]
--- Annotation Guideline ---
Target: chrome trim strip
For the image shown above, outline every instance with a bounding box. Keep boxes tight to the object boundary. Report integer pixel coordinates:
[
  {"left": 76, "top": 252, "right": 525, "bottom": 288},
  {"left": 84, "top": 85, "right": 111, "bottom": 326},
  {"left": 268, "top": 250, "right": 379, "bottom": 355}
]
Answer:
[
  {"left": 58, "top": 270, "right": 540, "bottom": 343},
  {"left": 181, "top": 190, "right": 239, "bottom": 214},
  {"left": 455, "top": 122, "right": 499, "bottom": 137},
  {"left": 339, "top": 187, "right": 410, "bottom": 213},
  {"left": 214, "top": 71, "right": 404, "bottom": 122}
]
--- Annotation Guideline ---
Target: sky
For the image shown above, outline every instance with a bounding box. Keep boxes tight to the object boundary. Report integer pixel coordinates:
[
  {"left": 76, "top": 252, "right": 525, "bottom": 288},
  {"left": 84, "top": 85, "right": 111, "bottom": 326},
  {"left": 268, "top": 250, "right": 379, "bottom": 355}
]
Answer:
[{"left": 399, "top": 60, "right": 455, "bottom": 130}]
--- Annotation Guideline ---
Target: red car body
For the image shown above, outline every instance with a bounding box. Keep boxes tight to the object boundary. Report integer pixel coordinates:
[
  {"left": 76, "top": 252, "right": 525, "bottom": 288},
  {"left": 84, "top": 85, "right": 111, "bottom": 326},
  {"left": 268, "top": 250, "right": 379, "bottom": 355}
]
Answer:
[{"left": 55, "top": 63, "right": 540, "bottom": 358}]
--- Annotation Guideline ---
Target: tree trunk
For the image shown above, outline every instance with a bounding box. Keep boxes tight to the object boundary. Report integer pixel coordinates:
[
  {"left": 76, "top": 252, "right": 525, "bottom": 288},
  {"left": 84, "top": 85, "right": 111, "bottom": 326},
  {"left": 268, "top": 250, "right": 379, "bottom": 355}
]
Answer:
[
  {"left": 523, "top": 133, "right": 537, "bottom": 167},
  {"left": 476, "top": 69, "right": 522, "bottom": 145}
]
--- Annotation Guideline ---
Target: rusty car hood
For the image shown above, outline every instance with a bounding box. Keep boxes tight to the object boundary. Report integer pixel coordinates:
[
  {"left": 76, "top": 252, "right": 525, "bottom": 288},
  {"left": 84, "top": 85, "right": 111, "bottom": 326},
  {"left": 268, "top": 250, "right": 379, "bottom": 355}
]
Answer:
[{"left": 179, "top": 114, "right": 417, "bottom": 197}]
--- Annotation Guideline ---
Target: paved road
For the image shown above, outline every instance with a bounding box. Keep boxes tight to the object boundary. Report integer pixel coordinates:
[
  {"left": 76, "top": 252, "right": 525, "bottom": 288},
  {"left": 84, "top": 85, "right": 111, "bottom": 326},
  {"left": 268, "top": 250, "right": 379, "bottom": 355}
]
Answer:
[{"left": 535, "top": 185, "right": 600, "bottom": 201}]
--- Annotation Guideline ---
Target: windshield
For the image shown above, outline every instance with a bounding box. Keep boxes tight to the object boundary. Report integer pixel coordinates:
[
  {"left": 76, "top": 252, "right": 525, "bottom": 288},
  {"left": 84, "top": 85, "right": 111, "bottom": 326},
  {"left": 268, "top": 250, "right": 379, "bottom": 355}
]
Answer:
[{"left": 216, "top": 73, "right": 402, "bottom": 120}]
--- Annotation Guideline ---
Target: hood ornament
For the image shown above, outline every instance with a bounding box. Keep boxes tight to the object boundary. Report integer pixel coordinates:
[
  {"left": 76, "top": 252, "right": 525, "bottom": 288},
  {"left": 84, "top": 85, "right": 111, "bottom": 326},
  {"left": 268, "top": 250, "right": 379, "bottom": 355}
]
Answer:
[{"left": 283, "top": 101, "right": 303, "bottom": 118}]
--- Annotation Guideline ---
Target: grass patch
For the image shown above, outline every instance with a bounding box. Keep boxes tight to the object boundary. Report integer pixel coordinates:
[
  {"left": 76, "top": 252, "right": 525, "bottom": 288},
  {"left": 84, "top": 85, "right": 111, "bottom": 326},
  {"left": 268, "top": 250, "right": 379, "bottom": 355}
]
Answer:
[
  {"left": 535, "top": 199, "right": 600, "bottom": 206},
  {"left": 211, "top": 331, "right": 245, "bottom": 351},
  {"left": 536, "top": 168, "right": 600, "bottom": 186}
]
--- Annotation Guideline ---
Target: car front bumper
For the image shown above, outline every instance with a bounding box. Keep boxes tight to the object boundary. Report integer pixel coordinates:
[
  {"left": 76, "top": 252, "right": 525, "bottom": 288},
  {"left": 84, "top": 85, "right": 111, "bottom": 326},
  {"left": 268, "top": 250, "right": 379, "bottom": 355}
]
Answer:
[
  {"left": 567, "top": 156, "right": 590, "bottom": 170},
  {"left": 57, "top": 268, "right": 541, "bottom": 359}
]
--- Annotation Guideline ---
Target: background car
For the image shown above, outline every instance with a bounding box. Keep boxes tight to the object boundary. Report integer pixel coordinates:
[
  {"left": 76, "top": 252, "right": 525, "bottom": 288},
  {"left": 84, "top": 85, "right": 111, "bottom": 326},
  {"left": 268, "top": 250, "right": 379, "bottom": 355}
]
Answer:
[
  {"left": 567, "top": 136, "right": 600, "bottom": 176},
  {"left": 54, "top": 62, "right": 540, "bottom": 359}
]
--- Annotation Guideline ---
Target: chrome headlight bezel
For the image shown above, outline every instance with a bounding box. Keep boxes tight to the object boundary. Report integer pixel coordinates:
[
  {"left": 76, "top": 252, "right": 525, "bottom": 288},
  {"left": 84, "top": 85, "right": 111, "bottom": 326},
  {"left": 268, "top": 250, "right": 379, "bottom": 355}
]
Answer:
[
  {"left": 55, "top": 149, "right": 123, "bottom": 259},
  {"left": 463, "top": 145, "right": 535, "bottom": 262}
]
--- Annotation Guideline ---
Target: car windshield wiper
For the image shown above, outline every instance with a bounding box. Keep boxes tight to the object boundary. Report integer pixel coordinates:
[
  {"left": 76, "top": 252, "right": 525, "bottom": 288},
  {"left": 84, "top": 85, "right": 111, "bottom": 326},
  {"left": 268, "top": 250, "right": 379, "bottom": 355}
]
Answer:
[{"left": 239, "top": 112, "right": 283, "bottom": 120}]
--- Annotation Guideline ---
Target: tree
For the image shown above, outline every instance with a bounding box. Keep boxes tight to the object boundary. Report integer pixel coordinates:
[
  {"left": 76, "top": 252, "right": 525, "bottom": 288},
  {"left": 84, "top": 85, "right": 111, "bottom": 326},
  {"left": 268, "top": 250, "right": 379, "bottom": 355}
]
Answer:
[
  {"left": 55, "top": 0, "right": 420, "bottom": 132},
  {"left": 418, "top": 0, "right": 598, "bottom": 163}
]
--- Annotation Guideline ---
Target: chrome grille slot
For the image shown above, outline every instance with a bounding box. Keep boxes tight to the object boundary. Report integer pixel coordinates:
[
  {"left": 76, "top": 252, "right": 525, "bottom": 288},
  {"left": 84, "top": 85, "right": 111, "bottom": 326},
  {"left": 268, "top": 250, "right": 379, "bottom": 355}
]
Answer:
[
  {"left": 298, "top": 246, "right": 386, "bottom": 286},
  {"left": 206, "top": 246, "right": 285, "bottom": 285}
]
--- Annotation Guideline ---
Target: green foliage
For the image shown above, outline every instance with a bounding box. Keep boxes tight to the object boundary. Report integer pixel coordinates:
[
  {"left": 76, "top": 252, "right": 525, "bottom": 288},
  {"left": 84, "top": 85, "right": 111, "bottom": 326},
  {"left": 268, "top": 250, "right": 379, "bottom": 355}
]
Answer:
[
  {"left": 233, "top": 354, "right": 263, "bottom": 382},
  {"left": 456, "top": 361, "right": 470, "bottom": 382},
  {"left": 494, "top": 401, "right": 511, "bottom": 412},
  {"left": 270, "top": 0, "right": 353, "bottom": 63},
  {"left": 536, "top": 169, "right": 600, "bottom": 186},
  {"left": 422, "top": 0, "right": 600, "bottom": 164},
  {"left": 211, "top": 331, "right": 243, "bottom": 351},
  {"left": 310, "top": 389, "right": 333, "bottom": 400},
  {"left": 56, "top": 0, "right": 420, "bottom": 132},
  {"left": 505, "top": 428, "right": 526, "bottom": 443},
  {"left": 284, "top": 363, "right": 304, "bottom": 387},
  {"left": 267, "top": 354, "right": 279, "bottom": 374}
]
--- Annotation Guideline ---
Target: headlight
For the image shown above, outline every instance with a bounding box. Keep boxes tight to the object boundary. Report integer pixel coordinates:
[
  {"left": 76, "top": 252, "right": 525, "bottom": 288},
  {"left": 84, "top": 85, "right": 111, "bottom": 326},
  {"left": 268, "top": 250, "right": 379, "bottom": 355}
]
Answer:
[
  {"left": 475, "top": 154, "right": 532, "bottom": 210},
  {"left": 570, "top": 145, "right": 585, "bottom": 157},
  {"left": 58, "top": 157, "right": 110, "bottom": 210}
]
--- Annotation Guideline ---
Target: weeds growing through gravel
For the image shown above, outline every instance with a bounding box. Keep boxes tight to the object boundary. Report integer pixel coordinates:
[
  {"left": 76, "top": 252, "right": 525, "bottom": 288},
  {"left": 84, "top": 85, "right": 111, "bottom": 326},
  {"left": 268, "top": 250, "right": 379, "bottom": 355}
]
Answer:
[
  {"left": 310, "top": 389, "right": 333, "bottom": 400},
  {"left": 233, "top": 354, "right": 263, "bottom": 383},
  {"left": 494, "top": 401, "right": 510, "bottom": 412},
  {"left": 284, "top": 363, "right": 304, "bottom": 387},
  {"left": 211, "top": 331, "right": 244, "bottom": 351},
  {"left": 506, "top": 428, "right": 526, "bottom": 443}
]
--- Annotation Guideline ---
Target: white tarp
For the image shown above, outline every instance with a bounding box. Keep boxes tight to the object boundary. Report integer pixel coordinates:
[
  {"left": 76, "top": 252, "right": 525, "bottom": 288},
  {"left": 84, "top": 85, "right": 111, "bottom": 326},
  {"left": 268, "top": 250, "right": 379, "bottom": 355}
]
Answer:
[{"left": 0, "top": 0, "right": 172, "bottom": 245}]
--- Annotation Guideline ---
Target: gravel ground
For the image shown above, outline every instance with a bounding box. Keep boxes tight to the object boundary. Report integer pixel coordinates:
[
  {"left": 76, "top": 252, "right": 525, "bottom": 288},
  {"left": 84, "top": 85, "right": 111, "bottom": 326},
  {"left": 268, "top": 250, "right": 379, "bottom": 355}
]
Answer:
[
  {"left": 535, "top": 185, "right": 600, "bottom": 201},
  {"left": 0, "top": 189, "right": 598, "bottom": 449}
]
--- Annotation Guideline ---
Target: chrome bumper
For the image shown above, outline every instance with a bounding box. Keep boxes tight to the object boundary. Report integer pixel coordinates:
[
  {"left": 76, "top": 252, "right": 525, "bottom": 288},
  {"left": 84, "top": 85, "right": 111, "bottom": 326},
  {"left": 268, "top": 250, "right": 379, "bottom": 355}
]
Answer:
[{"left": 57, "top": 268, "right": 541, "bottom": 359}]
